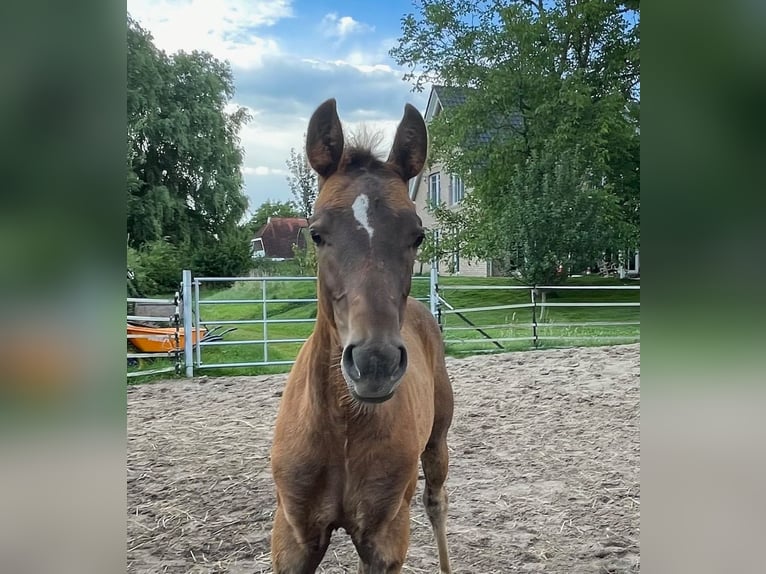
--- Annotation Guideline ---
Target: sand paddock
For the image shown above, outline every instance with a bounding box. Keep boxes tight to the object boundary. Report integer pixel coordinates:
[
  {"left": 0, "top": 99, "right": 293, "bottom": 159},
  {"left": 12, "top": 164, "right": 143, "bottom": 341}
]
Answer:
[{"left": 128, "top": 344, "right": 640, "bottom": 573}]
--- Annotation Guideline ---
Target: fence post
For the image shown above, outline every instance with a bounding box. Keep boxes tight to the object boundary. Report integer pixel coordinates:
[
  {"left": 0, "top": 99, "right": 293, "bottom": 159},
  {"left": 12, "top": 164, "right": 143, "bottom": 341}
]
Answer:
[
  {"left": 182, "top": 270, "right": 194, "bottom": 377},
  {"left": 194, "top": 278, "right": 201, "bottom": 369},
  {"left": 429, "top": 262, "right": 438, "bottom": 317},
  {"left": 430, "top": 229, "right": 444, "bottom": 330},
  {"left": 531, "top": 287, "right": 539, "bottom": 349},
  {"left": 262, "top": 279, "right": 269, "bottom": 363}
]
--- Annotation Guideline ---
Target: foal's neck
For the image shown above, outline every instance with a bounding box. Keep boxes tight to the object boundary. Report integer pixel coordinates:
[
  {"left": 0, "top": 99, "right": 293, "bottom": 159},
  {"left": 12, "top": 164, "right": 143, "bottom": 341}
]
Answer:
[
  {"left": 306, "top": 299, "right": 345, "bottom": 395},
  {"left": 308, "top": 296, "right": 379, "bottom": 420}
]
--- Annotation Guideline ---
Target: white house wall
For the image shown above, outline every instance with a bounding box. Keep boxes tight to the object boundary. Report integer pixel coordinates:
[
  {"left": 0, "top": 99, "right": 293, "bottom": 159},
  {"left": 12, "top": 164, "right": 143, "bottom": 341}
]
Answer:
[{"left": 412, "top": 161, "right": 491, "bottom": 277}]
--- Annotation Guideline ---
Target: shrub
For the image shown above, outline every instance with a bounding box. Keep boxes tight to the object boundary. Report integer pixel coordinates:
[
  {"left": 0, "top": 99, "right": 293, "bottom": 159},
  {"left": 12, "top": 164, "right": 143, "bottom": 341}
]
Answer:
[
  {"left": 192, "top": 229, "right": 253, "bottom": 280},
  {"left": 127, "top": 240, "right": 185, "bottom": 296}
]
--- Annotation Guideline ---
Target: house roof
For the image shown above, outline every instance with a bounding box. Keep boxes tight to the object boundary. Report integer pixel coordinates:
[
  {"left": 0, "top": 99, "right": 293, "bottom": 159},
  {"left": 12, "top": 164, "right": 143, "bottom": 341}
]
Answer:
[
  {"left": 433, "top": 85, "right": 472, "bottom": 108},
  {"left": 422, "top": 85, "right": 474, "bottom": 125},
  {"left": 411, "top": 85, "right": 475, "bottom": 200},
  {"left": 410, "top": 84, "right": 524, "bottom": 200},
  {"left": 254, "top": 217, "right": 308, "bottom": 259}
]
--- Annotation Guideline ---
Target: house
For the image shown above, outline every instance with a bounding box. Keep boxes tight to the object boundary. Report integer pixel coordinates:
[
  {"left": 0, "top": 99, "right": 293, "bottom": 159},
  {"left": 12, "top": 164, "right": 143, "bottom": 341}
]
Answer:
[
  {"left": 409, "top": 85, "right": 493, "bottom": 277},
  {"left": 251, "top": 217, "right": 308, "bottom": 260},
  {"left": 410, "top": 85, "right": 640, "bottom": 280}
]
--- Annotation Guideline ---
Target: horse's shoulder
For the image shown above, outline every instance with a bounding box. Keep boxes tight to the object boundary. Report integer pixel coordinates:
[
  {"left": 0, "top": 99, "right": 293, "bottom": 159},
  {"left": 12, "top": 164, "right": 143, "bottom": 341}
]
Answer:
[{"left": 404, "top": 298, "right": 441, "bottom": 339}]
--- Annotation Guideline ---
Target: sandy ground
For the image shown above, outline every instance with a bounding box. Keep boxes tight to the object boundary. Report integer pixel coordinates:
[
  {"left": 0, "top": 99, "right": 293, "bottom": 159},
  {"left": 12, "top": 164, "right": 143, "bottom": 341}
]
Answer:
[{"left": 128, "top": 344, "right": 640, "bottom": 573}]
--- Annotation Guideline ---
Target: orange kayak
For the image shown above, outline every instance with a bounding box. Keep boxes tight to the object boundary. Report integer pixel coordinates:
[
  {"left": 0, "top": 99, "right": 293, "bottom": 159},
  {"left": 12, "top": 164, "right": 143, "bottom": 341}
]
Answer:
[{"left": 127, "top": 324, "right": 207, "bottom": 353}]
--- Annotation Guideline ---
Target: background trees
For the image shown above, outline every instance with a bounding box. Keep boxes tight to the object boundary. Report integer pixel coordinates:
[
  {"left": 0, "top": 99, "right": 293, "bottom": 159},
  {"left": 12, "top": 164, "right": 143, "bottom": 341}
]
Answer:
[
  {"left": 285, "top": 145, "right": 317, "bottom": 218},
  {"left": 391, "top": 0, "right": 639, "bottom": 284},
  {"left": 127, "top": 15, "right": 252, "bottom": 292}
]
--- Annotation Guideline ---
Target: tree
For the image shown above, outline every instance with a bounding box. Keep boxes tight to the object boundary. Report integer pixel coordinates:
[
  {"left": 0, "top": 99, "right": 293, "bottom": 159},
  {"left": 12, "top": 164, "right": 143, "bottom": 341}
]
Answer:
[
  {"left": 245, "top": 199, "right": 301, "bottom": 236},
  {"left": 391, "top": 0, "right": 640, "bottom": 283},
  {"left": 190, "top": 226, "right": 254, "bottom": 280},
  {"left": 286, "top": 145, "right": 318, "bottom": 217},
  {"left": 127, "top": 16, "right": 251, "bottom": 249},
  {"left": 127, "top": 15, "right": 253, "bottom": 284},
  {"left": 445, "top": 146, "right": 622, "bottom": 281}
]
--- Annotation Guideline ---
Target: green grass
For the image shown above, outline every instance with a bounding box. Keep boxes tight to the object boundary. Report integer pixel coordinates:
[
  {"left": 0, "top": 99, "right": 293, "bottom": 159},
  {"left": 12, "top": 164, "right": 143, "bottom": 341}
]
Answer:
[
  {"left": 436, "top": 275, "right": 639, "bottom": 355},
  {"left": 192, "top": 279, "right": 318, "bottom": 375},
  {"left": 128, "top": 274, "right": 639, "bottom": 381}
]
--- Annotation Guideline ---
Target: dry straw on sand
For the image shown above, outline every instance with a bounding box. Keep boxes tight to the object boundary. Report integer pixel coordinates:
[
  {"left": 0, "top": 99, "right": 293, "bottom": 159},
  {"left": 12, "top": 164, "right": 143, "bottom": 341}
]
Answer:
[{"left": 128, "top": 344, "right": 640, "bottom": 573}]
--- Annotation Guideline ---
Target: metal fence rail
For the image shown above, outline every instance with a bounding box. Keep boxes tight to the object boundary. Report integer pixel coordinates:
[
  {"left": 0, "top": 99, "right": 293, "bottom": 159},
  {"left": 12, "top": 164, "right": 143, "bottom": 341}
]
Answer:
[
  {"left": 192, "top": 275, "right": 318, "bottom": 373},
  {"left": 437, "top": 283, "right": 640, "bottom": 351},
  {"left": 126, "top": 271, "right": 639, "bottom": 379}
]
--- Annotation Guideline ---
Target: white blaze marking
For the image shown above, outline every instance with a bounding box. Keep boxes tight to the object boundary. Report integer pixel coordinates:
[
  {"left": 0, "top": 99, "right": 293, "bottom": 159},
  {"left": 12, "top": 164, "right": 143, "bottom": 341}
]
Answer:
[{"left": 352, "top": 193, "right": 374, "bottom": 239}]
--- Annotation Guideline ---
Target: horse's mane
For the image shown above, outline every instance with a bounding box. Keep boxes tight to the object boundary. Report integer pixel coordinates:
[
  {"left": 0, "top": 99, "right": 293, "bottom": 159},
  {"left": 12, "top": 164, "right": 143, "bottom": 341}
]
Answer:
[{"left": 343, "top": 125, "right": 388, "bottom": 172}]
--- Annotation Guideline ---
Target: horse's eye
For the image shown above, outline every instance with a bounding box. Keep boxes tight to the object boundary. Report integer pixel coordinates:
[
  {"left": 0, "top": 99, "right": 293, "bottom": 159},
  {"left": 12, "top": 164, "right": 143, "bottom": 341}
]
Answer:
[
  {"left": 310, "top": 230, "right": 323, "bottom": 246},
  {"left": 413, "top": 233, "right": 425, "bottom": 248}
]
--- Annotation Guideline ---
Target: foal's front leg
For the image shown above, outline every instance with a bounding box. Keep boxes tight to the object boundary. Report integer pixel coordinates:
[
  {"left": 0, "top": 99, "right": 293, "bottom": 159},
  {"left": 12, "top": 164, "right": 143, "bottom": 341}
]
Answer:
[
  {"left": 271, "top": 504, "right": 330, "bottom": 574},
  {"left": 353, "top": 502, "right": 412, "bottom": 574}
]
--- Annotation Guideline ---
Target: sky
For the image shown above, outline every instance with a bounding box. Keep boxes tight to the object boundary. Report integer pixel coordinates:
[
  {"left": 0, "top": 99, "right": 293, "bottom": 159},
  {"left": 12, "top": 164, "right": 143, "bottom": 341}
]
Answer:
[{"left": 127, "top": 0, "right": 431, "bottom": 218}]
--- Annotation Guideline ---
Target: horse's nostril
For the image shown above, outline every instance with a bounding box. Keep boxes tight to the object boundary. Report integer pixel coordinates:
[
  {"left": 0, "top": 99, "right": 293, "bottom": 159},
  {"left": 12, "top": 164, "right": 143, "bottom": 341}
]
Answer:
[
  {"left": 394, "top": 345, "right": 408, "bottom": 379},
  {"left": 342, "top": 345, "right": 361, "bottom": 382}
]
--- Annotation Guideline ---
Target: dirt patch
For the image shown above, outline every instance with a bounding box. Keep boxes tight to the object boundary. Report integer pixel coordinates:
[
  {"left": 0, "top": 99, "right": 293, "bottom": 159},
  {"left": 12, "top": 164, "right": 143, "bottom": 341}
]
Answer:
[{"left": 128, "top": 344, "right": 640, "bottom": 573}]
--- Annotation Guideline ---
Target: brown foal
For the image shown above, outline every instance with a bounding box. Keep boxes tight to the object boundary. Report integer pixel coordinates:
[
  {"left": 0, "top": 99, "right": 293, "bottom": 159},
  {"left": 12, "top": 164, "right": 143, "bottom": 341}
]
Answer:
[{"left": 270, "top": 99, "right": 453, "bottom": 574}]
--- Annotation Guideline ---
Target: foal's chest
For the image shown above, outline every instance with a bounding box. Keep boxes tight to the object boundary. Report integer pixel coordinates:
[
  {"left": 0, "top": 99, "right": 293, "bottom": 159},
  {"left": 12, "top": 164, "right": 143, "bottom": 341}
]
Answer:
[{"left": 276, "top": 424, "right": 419, "bottom": 533}]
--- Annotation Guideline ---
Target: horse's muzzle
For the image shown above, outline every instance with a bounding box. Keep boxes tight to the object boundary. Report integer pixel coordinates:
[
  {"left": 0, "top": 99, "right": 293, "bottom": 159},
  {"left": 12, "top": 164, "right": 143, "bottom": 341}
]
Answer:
[{"left": 341, "top": 342, "right": 407, "bottom": 403}]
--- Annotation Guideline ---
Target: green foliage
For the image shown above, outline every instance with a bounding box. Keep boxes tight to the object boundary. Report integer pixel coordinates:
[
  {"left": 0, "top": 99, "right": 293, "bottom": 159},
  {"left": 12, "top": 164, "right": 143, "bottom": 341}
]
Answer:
[
  {"left": 250, "top": 257, "right": 286, "bottom": 277},
  {"left": 191, "top": 228, "right": 254, "bottom": 280},
  {"left": 127, "top": 245, "right": 148, "bottom": 296},
  {"left": 286, "top": 145, "right": 318, "bottom": 218},
  {"left": 510, "top": 147, "right": 623, "bottom": 284},
  {"left": 127, "top": 15, "right": 251, "bottom": 259},
  {"left": 249, "top": 257, "right": 313, "bottom": 278},
  {"left": 291, "top": 230, "right": 317, "bottom": 276},
  {"left": 127, "top": 231, "right": 253, "bottom": 296},
  {"left": 391, "top": 0, "right": 640, "bottom": 281},
  {"left": 435, "top": 146, "right": 623, "bottom": 284},
  {"left": 128, "top": 239, "right": 185, "bottom": 295},
  {"left": 415, "top": 230, "right": 439, "bottom": 271},
  {"left": 246, "top": 199, "right": 301, "bottom": 236}
]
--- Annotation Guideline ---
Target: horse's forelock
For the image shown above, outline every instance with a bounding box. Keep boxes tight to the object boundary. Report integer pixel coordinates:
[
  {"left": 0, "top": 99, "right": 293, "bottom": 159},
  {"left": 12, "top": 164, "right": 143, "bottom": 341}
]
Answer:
[{"left": 314, "top": 128, "right": 412, "bottom": 211}]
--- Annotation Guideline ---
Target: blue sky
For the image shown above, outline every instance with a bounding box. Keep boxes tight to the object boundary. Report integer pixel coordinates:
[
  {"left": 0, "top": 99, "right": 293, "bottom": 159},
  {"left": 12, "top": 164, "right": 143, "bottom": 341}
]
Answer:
[{"left": 127, "top": 0, "right": 430, "bottom": 218}]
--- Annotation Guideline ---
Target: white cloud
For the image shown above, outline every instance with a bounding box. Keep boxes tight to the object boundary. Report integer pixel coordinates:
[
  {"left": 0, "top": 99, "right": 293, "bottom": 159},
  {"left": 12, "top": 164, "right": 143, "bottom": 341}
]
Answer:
[
  {"left": 236, "top": 111, "right": 306, "bottom": 205},
  {"left": 127, "top": 0, "right": 291, "bottom": 68},
  {"left": 243, "top": 166, "right": 288, "bottom": 176},
  {"left": 226, "top": 50, "right": 429, "bottom": 206},
  {"left": 236, "top": 104, "right": 415, "bottom": 207},
  {"left": 127, "top": 1, "right": 430, "bottom": 208},
  {"left": 330, "top": 58, "right": 397, "bottom": 75},
  {"left": 321, "top": 13, "right": 374, "bottom": 39}
]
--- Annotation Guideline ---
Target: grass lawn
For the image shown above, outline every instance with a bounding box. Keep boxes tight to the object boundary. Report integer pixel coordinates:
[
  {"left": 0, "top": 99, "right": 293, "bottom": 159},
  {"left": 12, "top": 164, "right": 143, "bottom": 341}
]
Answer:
[
  {"left": 436, "top": 275, "right": 640, "bottom": 355},
  {"left": 128, "top": 274, "right": 639, "bottom": 380}
]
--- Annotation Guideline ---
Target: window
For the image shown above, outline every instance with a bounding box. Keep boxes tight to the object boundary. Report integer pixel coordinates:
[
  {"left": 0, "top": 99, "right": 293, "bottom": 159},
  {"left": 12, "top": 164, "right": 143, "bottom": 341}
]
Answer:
[
  {"left": 449, "top": 174, "right": 465, "bottom": 205},
  {"left": 251, "top": 238, "right": 265, "bottom": 258},
  {"left": 428, "top": 173, "right": 441, "bottom": 206}
]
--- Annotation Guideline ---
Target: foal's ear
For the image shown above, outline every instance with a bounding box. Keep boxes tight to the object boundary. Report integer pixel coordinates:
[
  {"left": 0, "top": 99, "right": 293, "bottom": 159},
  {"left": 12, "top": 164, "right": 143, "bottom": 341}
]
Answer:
[
  {"left": 306, "top": 98, "right": 344, "bottom": 178},
  {"left": 387, "top": 103, "right": 428, "bottom": 181}
]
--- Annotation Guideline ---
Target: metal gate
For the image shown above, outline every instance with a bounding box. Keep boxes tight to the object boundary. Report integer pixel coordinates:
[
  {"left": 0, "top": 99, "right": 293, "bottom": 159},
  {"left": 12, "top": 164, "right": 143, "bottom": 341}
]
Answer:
[{"left": 127, "top": 269, "right": 637, "bottom": 378}]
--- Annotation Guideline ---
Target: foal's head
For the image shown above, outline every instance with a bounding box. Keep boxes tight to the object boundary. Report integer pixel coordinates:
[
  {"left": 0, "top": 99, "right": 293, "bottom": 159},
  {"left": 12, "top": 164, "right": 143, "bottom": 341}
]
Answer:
[{"left": 305, "top": 99, "right": 428, "bottom": 404}]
